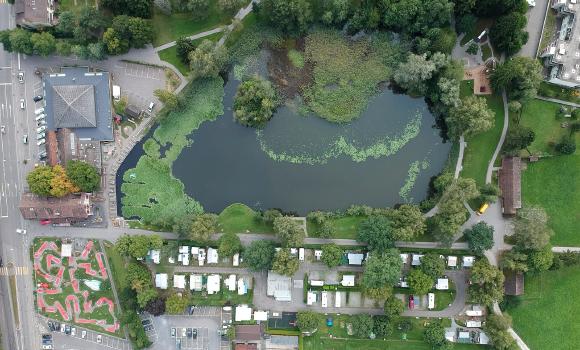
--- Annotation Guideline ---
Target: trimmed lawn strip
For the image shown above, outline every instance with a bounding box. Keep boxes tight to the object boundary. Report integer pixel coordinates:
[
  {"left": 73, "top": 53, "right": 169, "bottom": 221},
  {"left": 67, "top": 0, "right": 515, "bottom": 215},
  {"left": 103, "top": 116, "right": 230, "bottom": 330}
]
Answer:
[
  {"left": 9, "top": 275, "right": 19, "bottom": 328},
  {"left": 522, "top": 155, "right": 580, "bottom": 246},
  {"left": 152, "top": 2, "right": 232, "bottom": 47},
  {"left": 538, "top": 81, "right": 580, "bottom": 104},
  {"left": 459, "top": 80, "right": 504, "bottom": 186},
  {"left": 508, "top": 265, "right": 580, "bottom": 349},
  {"left": 306, "top": 216, "right": 366, "bottom": 239},
  {"left": 217, "top": 203, "right": 273, "bottom": 234}
]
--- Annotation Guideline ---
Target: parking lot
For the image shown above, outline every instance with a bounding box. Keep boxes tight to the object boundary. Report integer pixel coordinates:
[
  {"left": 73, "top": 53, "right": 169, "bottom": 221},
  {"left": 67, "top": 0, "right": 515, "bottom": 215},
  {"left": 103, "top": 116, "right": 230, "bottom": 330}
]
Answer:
[
  {"left": 145, "top": 307, "right": 231, "bottom": 350},
  {"left": 45, "top": 319, "right": 131, "bottom": 350}
]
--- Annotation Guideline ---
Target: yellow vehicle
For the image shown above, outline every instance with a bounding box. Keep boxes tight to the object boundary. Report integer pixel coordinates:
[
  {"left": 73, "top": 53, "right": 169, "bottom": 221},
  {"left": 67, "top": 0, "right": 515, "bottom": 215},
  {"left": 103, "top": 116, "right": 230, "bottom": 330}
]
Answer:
[{"left": 477, "top": 203, "right": 489, "bottom": 216}]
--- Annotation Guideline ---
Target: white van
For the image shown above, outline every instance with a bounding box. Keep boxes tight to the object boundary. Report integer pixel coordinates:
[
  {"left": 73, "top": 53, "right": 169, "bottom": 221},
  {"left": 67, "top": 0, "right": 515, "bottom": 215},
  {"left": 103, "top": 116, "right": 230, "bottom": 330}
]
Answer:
[{"left": 34, "top": 107, "right": 44, "bottom": 115}]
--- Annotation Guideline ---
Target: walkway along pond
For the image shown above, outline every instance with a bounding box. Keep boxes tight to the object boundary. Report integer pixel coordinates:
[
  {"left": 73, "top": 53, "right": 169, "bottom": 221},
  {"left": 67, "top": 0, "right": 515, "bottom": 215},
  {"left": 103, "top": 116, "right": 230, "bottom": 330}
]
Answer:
[{"left": 117, "top": 72, "right": 451, "bottom": 217}]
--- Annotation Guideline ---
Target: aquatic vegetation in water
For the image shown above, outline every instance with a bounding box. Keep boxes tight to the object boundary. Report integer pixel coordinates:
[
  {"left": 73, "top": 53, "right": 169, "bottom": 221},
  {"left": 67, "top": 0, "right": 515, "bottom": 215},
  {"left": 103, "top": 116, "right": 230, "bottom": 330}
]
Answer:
[
  {"left": 257, "top": 111, "right": 422, "bottom": 164},
  {"left": 399, "top": 159, "right": 431, "bottom": 202}
]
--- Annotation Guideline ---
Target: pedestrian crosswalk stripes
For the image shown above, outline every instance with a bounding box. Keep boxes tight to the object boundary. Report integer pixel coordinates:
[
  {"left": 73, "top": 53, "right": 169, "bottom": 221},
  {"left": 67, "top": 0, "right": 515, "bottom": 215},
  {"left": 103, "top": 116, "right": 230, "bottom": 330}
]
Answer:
[
  {"left": 0, "top": 0, "right": 6, "bottom": 4},
  {"left": 0, "top": 266, "right": 30, "bottom": 276}
]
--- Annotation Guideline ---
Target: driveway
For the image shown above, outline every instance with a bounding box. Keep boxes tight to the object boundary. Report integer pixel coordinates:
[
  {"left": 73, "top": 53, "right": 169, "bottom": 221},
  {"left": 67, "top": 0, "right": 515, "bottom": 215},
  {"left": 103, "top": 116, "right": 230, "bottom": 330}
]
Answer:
[{"left": 519, "top": 0, "right": 550, "bottom": 58}]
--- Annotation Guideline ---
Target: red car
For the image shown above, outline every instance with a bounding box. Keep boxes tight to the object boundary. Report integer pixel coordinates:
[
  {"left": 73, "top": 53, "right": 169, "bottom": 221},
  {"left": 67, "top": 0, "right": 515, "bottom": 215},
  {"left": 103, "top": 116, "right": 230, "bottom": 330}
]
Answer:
[
  {"left": 40, "top": 219, "right": 51, "bottom": 225},
  {"left": 408, "top": 295, "right": 415, "bottom": 310}
]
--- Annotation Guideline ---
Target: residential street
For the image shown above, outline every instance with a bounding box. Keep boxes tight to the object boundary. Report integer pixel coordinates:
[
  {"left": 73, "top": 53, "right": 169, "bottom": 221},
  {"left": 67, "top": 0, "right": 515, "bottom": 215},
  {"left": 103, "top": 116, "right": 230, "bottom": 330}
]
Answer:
[{"left": 518, "top": 0, "right": 550, "bottom": 58}]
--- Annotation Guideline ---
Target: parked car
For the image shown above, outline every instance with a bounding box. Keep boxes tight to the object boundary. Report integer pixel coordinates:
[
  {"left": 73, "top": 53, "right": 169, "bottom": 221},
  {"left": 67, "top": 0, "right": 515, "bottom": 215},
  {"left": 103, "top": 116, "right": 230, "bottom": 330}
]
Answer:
[
  {"left": 60, "top": 324, "right": 65, "bottom": 333},
  {"left": 408, "top": 295, "right": 415, "bottom": 310},
  {"left": 171, "top": 328, "right": 176, "bottom": 337},
  {"left": 20, "top": 99, "right": 25, "bottom": 109},
  {"left": 71, "top": 327, "right": 76, "bottom": 336},
  {"left": 192, "top": 328, "right": 197, "bottom": 339},
  {"left": 35, "top": 114, "right": 45, "bottom": 121},
  {"left": 42, "top": 334, "right": 52, "bottom": 341},
  {"left": 33, "top": 95, "right": 43, "bottom": 102},
  {"left": 81, "top": 330, "right": 87, "bottom": 339},
  {"left": 37, "top": 139, "right": 45, "bottom": 146},
  {"left": 186, "top": 328, "right": 192, "bottom": 338},
  {"left": 37, "top": 119, "right": 46, "bottom": 126},
  {"left": 96, "top": 334, "right": 102, "bottom": 343},
  {"left": 176, "top": 339, "right": 181, "bottom": 350},
  {"left": 34, "top": 107, "right": 44, "bottom": 115},
  {"left": 37, "top": 125, "right": 46, "bottom": 133},
  {"left": 181, "top": 328, "right": 186, "bottom": 337},
  {"left": 22, "top": 135, "right": 28, "bottom": 144},
  {"left": 141, "top": 319, "right": 151, "bottom": 326},
  {"left": 65, "top": 325, "right": 71, "bottom": 335},
  {"left": 18, "top": 71, "right": 24, "bottom": 83},
  {"left": 37, "top": 133, "right": 45, "bottom": 140},
  {"left": 41, "top": 345, "right": 53, "bottom": 350},
  {"left": 1, "top": 125, "right": 4, "bottom": 134},
  {"left": 40, "top": 219, "right": 51, "bottom": 225},
  {"left": 53, "top": 322, "right": 60, "bottom": 332},
  {"left": 16, "top": 228, "right": 26, "bottom": 235},
  {"left": 47, "top": 322, "right": 54, "bottom": 331},
  {"left": 147, "top": 101, "right": 155, "bottom": 114}
]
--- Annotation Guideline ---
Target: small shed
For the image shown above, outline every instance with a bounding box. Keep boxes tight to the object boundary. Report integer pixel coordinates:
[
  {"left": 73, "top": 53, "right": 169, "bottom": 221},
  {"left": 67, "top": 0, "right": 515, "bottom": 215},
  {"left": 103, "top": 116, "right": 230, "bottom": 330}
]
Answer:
[
  {"left": 173, "top": 274, "right": 186, "bottom": 289},
  {"left": 124, "top": 104, "right": 141, "bottom": 119},
  {"left": 254, "top": 310, "right": 268, "bottom": 321},
  {"left": 207, "top": 274, "right": 221, "bottom": 294},
  {"left": 190, "top": 274, "right": 203, "bottom": 291},
  {"left": 233, "top": 253, "right": 240, "bottom": 266},
  {"left": 447, "top": 256, "right": 458, "bottom": 268},
  {"left": 238, "top": 277, "right": 248, "bottom": 295},
  {"left": 307, "top": 291, "right": 317, "bottom": 305},
  {"left": 504, "top": 271, "right": 525, "bottom": 296},
  {"left": 207, "top": 248, "right": 219, "bottom": 264},
  {"left": 235, "top": 305, "right": 253, "bottom": 322},
  {"left": 310, "top": 280, "right": 324, "bottom": 287},
  {"left": 225, "top": 274, "right": 237, "bottom": 291},
  {"left": 155, "top": 273, "right": 168, "bottom": 289},
  {"left": 347, "top": 253, "right": 364, "bottom": 265},
  {"left": 341, "top": 275, "right": 355, "bottom": 287},
  {"left": 466, "top": 320, "right": 482, "bottom": 328},
  {"left": 61, "top": 244, "right": 72, "bottom": 257},
  {"left": 412, "top": 254, "right": 424, "bottom": 266},
  {"left": 463, "top": 256, "right": 475, "bottom": 268},
  {"left": 436, "top": 278, "right": 449, "bottom": 290}
]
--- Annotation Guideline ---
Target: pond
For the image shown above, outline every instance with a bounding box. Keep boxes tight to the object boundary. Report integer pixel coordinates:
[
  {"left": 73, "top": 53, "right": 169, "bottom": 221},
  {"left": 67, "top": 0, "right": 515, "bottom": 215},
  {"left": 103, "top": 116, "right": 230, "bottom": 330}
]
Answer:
[{"left": 163, "top": 72, "right": 451, "bottom": 215}]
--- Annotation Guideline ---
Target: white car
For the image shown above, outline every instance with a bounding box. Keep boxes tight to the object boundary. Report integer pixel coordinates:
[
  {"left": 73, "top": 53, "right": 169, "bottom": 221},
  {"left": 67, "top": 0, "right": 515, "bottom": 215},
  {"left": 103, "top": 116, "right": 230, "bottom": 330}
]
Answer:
[
  {"left": 23, "top": 135, "right": 28, "bottom": 144},
  {"left": 1, "top": 125, "right": 4, "bottom": 134},
  {"left": 71, "top": 327, "right": 76, "bottom": 337},
  {"left": 37, "top": 126, "right": 46, "bottom": 133},
  {"left": 37, "top": 120, "right": 46, "bottom": 126},
  {"left": 81, "top": 330, "right": 86, "bottom": 339},
  {"left": 18, "top": 71, "right": 24, "bottom": 83},
  {"left": 36, "top": 114, "right": 46, "bottom": 121},
  {"left": 16, "top": 228, "right": 26, "bottom": 235},
  {"left": 37, "top": 133, "right": 45, "bottom": 140},
  {"left": 37, "top": 139, "right": 45, "bottom": 146},
  {"left": 96, "top": 334, "right": 102, "bottom": 343},
  {"left": 182, "top": 328, "right": 186, "bottom": 337},
  {"left": 20, "top": 99, "right": 25, "bottom": 109},
  {"left": 34, "top": 107, "right": 44, "bottom": 115}
]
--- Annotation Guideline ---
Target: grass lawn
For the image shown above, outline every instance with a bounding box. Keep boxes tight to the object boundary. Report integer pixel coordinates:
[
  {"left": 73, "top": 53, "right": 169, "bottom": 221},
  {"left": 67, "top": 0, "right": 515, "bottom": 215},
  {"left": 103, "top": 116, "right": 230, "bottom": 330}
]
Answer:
[
  {"left": 151, "top": 3, "right": 232, "bottom": 47},
  {"left": 58, "top": 0, "right": 96, "bottom": 14},
  {"left": 104, "top": 243, "right": 129, "bottom": 292},
  {"left": 157, "top": 32, "right": 223, "bottom": 76},
  {"left": 459, "top": 80, "right": 505, "bottom": 186},
  {"left": 306, "top": 216, "right": 366, "bottom": 239},
  {"left": 519, "top": 99, "right": 579, "bottom": 156},
  {"left": 481, "top": 43, "right": 493, "bottom": 61},
  {"left": 217, "top": 203, "right": 274, "bottom": 234},
  {"left": 507, "top": 265, "right": 580, "bottom": 349},
  {"left": 522, "top": 156, "right": 580, "bottom": 245},
  {"left": 538, "top": 81, "right": 580, "bottom": 104}
]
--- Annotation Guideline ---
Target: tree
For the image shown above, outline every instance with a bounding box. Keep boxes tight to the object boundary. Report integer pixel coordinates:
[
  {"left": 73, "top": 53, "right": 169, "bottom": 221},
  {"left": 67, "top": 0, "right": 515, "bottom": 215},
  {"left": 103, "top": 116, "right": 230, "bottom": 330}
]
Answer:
[
  {"left": 127, "top": 17, "right": 154, "bottom": 48},
  {"left": 188, "top": 39, "right": 228, "bottom": 80},
  {"left": 475, "top": 0, "right": 527, "bottom": 17},
  {"left": 259, "top": 0, "right": 313, "bottom": 35},
  {"left": 144, "top": 297, "right": 166, "bottom": 316},
  {"left": 321, "top": 243, "right": 343, "bottom": 268},
  {"left": 273, "top": 216, "right": 305, "bottom": 247},
  {"left": 501, "top": 250, "right": 529, "bottom": 273},
  {"left": 470, "top": 259, "right": 505, "bottom": 305},
  {"left": 352, "top": 314, "right": 374, "bottom": 338},
  {"left": 490, "top": 12, "right": 528, "bottom": 56},
  {"left": 433, "top": 177, "right": 479, "bottom": 244},
  {"left": 491, "top": 57, "right": 542, "bottom": 101},
  {"left": 447, "top": 95, "right": 494, "bottom": 139},
  {"left": 485, "top": 314, "right": 517, "bottom": 350},
  {"left": 187, "top": 0, "right": 211, "bottom": 20},
  {"left": 103, "top": 28, "right": 128, "bottom": 55},
  {"left": 424, "top": 322, "right": 448, "bottom": 348},
  {"left": 243, "top": 240, "right": 276, "bottom": 271},
  {"left": 56, "top": 11, "right": 76, "bottom": 37},
  {"left": 466, "top": 42, "right": 479, "bottom": 55},
  {"left": 176, "top": 36, "right": 196, "bottom": 64},
  {"left": 407, "top": 269, "right": 433, "bottom": 295},
  {"left": 479, "top": 183, "right": 501, "bottom": 203},
  {"left": 218, "top": 232, "right": 242, "bottom": 258},
  {"left": 115, "top": 234, "right": 162, "bottom": 259},
  {"left": 382, "top": 0, "right": 453, "bottom": 35},
  {"left": 386, "top": 204, "right": 426, "bottom": 241},
  {"left": 373, "top": 315, "right": 393, "bottom": 338},
  {"left": 49, "top": 165, "right": 79, "bottom": 197},
  {"left": 504, "top": 126, "right": 535, "bottom": 155},
  {"left": 75, "top": 6, "right": 106, "bottom": 42},
  {"left": 383, "top": 296, "right": 404, "bottom": 319},
  {"left": 27, "top": 165, "right": 55, "bottom": 196},
  {"left": 218, "top": 0, "right": 244, "bottom": 14},
  {"left": 556, "top": 136, "right": 576, "bottom": 155},
  {"left": 465, "top": 222, "right": 495, "bottom": 255},
  {"left": 527, "top": 245, "right": 553, "bottom": 272},
  {"left": 393, "top": 53, "right": 437, "bottom": 95},
  {"left": 362, "top": 249, "right": 403, "bottom": 289},
  {"left": 102, "top": 0, "right": 154, "bottom": 18},
  {"left": 87, "top": 42, "right": 106, "bottom": 60},
  {"left": 154, "top": 89, "right": 179, "bottom": 111},
  {"left": 272, "top": 249, "right": 299, "bottom": 276},
  {"left": 262, "top": 209, "right": 282, "bottom": 224},
  {"left": 165, "top": 293, "right": 188, "bottom": 314},
  {"left": 9, "top": 29, "right": 33, "bottom": 55},
  {"left": 456, "top": 13, "right": 477, "bottom": 34},
  {"left": 31, "top": 32, "right": 56, "bottom": 56},
  {"left": 66, "top": 160, "right": 100, "bottom": 192},
  {"left": 364, "top": 286, "right": 392, "bottom": 301},
  {"left": 513, "top": 207, "right": 553, "bottom": 251},
  {"left": 189, "top": 213, "right": 218, "bottom": 242},
  {"left": 357, "top": 215, "right": 395, "bottom": 251},
  {"left": 234, "top": 75, "right": 278, "bottom": 128},
  {"left": 126, "top": 262, "right": 157, "bottom": 307},
  {"left": 56, "top": 40, "right": 72, "bottom": 56},
  {"left": 419, "top": 254, "right": 445, "bottom": 280},
  {"left": 297, "top": 311, "right": 320, "bottom": 333}
]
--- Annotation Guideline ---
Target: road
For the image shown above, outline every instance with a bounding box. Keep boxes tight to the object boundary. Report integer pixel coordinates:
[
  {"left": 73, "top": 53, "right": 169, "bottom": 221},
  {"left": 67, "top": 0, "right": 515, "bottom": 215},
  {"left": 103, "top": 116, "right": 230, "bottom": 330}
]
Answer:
[{"left": 518, "top": 0, "right": 550, "bottom": 58}]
